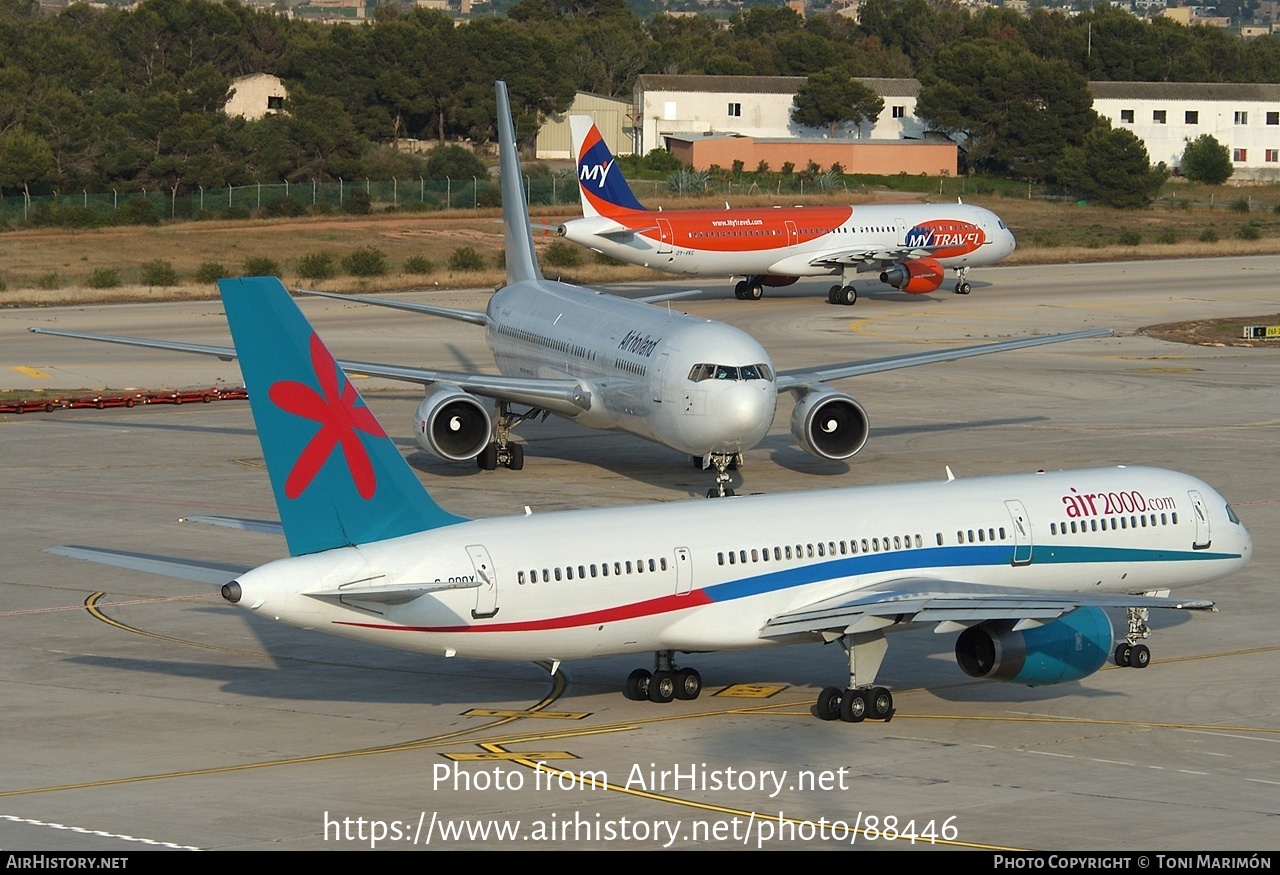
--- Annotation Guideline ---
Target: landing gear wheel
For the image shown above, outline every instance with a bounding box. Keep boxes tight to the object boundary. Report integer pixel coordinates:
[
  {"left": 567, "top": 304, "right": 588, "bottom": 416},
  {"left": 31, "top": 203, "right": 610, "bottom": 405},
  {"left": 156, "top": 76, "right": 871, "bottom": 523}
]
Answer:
[
  {"left": 707, "top": 487, "right": 735, "bottom": 498},
  {"left": 674, "top": 667, "right": 702, "bottom": 700},
  {"left": 816, "top": 687, "right": 843, "bottom": 721},
  {"left": 625, "top": 669, "right": 652, "bottom": 701},
  {"left": 955, "top": 281, "right": 971, "bottom": 295},
  {"left": 745, "top": 284, "right": 762, "bottom": 301},
  {"left": 648, "top": 670, "right": 676, "bottom": 703},
  {"left": 828, "top": 285, "right": 842, "bottom": 305},
  {"left": 506, "top": 442, "right": 524, "bottom": 470},
  {"left": 840, "top": 286, "right": 857, "bottom": 306},
  {"left": 867, "top": 687, "right": 893, "bottom": 721},
  {"left": 734, "top": 281, "right": 748, "bottom": 300},
  {"left": 1129, "top": 644, "right": 1151, "bottom": 669},
  {"left": 1114, "top": 643, "right": 1133, "bottom": 667},
  {"left": 477, "top": 443, "right": 498, "bottom": 470},
  {"left": 839, "top": 689, "right": 868, "bottom": 723}
]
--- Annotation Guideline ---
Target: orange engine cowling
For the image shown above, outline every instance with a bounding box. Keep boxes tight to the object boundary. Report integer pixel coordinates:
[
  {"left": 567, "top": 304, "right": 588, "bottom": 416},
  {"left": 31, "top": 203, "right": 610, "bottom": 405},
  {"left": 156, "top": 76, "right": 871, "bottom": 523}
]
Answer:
[{"left": 879, "top": 257, "right": 945, "bottom": 294}]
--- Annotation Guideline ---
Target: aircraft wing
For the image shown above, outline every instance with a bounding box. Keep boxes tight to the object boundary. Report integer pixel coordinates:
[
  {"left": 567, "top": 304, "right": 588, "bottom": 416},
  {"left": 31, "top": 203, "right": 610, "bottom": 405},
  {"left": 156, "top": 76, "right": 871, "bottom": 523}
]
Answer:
[
  {"left": 297, "top": 288, "right": 488, "bottom": 325},
  {"left": 28, "top": 327, "right": 592, "bottom": 415},
  {"left": 807, "top": 243, "right": 941, "bottom": 268},
  {"left": 774, "top": 328, "right": 1111, "bottom": 390},
  {"left": 44, "top": 546, "right": 250, "bottom": 585},
  {"left": 761, "top": 578, "right": 1216, "bottom": 640}
]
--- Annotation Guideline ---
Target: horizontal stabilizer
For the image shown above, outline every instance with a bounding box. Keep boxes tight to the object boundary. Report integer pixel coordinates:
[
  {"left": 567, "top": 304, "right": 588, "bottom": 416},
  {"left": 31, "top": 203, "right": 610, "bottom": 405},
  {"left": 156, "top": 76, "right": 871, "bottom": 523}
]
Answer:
[
  {"left": 180, "top": 516, "right": 285, "bottom": 536},
  {"left": 635, "top": 289, "right": 703, "bottom": 305},
  {"left": 45, "top": 546, "right": 250, "bottom": 585},
  {"left": 302, "top": 579, "right": 483, "bottom": 607}
]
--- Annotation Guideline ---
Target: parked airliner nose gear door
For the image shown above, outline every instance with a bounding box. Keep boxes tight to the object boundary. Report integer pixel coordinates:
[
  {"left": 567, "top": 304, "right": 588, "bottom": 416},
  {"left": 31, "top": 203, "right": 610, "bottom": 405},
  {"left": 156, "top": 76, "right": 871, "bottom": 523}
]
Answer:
[
  {"left": 1005, "top": 499, "right": 1033, "bottom": 566},
  {"left": 1188, "top": 490, "right": 1212, "bottom": 549},
  {"left": 469, "top": 545, "right": 498, "bottom": 618}
]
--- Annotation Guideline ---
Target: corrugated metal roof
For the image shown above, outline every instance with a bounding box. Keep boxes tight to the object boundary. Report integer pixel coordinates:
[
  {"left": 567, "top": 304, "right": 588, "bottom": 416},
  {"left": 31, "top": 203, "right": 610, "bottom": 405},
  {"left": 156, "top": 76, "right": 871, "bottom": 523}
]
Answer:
[
  {"left": 637, "top": 75, "right": 919, "bottom": 98},
  {"left": 1089, "top": 81, "right": 1280, "bottom": 101}
]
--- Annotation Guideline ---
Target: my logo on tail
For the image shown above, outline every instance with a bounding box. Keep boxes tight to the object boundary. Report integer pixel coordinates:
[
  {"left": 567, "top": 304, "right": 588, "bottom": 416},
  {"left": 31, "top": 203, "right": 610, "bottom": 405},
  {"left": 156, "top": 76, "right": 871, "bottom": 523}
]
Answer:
[
  {"left": 269, "top": 333, "right": 386, "bottom": 500},
  {"left": 579, "top": 158, "right": 614, "bottom": 189}
]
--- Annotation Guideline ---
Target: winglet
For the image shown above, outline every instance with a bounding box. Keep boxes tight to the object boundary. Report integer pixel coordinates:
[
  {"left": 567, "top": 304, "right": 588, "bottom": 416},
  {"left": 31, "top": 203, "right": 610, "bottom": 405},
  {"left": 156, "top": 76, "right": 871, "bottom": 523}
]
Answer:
[
  {"left": 219, "top": 277, "right": 466, "bottom": 556},
  {"left": 496, "top": 81, "right": 542, "bottom": 286},
  {"left": 569, "top": 115, "right": 646, "bottom": 219}
]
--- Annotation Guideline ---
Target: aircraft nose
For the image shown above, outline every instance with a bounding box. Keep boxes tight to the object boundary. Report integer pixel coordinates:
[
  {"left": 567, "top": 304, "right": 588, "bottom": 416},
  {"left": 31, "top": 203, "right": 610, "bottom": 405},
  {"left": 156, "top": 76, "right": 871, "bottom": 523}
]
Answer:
[{"left": 709, "top": 383, "right": 775, "bottom": 451}]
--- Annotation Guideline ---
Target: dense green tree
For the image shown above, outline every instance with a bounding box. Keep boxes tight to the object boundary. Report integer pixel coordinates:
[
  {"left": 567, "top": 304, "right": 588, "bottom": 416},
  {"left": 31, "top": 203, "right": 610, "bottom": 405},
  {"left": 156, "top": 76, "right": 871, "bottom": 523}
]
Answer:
[
  {"left": 1180, "top": 134, "right": 1233, "bottom": 185},
  {"left": 0, "top": 126, "right": 53, "bottom": 193},
  {"left": 1056, "top": 118, "right": 1167, "bottom": 208},
  {"left": 916, "top": 40, "right": 1094, "bottom": 180},
  {"left": 791, "top": 68, "right": 884, "bottom": 137}
]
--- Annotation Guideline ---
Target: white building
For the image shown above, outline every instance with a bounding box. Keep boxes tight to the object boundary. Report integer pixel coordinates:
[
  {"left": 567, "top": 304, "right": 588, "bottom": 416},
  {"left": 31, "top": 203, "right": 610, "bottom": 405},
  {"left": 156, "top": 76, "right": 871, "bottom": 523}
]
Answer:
[
  {"left": 633, "top": 74, "right": 928, "bottom": 155},
  {"left": 225, "top": 73, "right": 287, "bottom": 121},
  {"left": 1090, "top": 81, "right": 1280, "bottom": 181}
]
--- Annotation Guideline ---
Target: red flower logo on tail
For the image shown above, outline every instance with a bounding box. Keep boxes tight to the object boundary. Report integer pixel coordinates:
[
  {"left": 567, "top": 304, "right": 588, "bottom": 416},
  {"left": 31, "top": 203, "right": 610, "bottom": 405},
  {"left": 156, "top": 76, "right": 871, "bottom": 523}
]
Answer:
[{"left": 269, "top": 333, "right": 387, "bottom": 500}]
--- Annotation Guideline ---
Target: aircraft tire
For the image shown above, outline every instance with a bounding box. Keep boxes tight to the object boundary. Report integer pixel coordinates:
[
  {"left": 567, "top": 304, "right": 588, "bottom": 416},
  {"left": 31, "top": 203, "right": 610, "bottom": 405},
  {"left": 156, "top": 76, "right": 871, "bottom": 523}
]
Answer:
[
  {"left": 734, "top": 281, "right": 749, "bottom": 300},
  {"left": 816, "top": 687, "right": 843, "bottom": 721},
  {"left": 674, "top": 667, "right": 702, "bottom": 700},
  {"left": 956, "top": 281, "right": 972, "bottom": 295},
  {"left": 507, "top": 443, "right": 524, "bottom": 471},
  {"left": 625, "top": 669, "right": 651, "bottom": 701},
  {"left": 1114, "top": 643, "right": 1132, "bottom": 667},
  {"left": 648, "top": 671, "right": 676, "bottom": 703},
  {"left": 477, "top": 443, "right": 499, "bottom": 470},
  {"left": 839, "top": 689, "right": 868, "bottom": 723},
  {"left": 828, "top": 286, "right": 841, "bottom": 304},
  {"left": 840, "top": 286, "right": 857, "bottom": 306},
  {"left": 868, "top": 687, "right": 893, "bottom": 720},
  {"left": 745, "top": 284, "right": 763, "bottom": 301},
  {"left": 1130, "top": 644, "right": 1151, "bottom": 669}
]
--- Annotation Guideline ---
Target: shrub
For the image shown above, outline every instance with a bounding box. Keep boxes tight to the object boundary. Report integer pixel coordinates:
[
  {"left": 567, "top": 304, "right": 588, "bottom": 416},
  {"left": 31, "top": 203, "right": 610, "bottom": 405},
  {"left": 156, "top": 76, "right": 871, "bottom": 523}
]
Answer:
[
  {"left": 1180, "top": 134, "right": 1233, "bottom": 185},
  {"left": 343, "top": 190, "right": 371, "bottom": 215},
  {"left": 543, "top": 240, "right": 583, "bottom": 268},
  {"left": 194, "top": 262, "right": 227, "bottom": 283},
  {"left": 222, "top": 205, "right": 251, "bottom": 220},
  {"left": 341, "top": 246, "right": 387, "bottom": 277},
  {"left": 1117, "top": 229, "right": 1141, "bottom": 246},
  {"left": 447, "top": 246, "right": 486, "bottom": 272},
  {"left": 243, "top": 256, "right": 280, "bottom": 276},
  {"left": 1155, "top": 228, "right": 1179, "bottom": 245},
  {"left": 1235, "top": 223, "right": 1261, "bottom": 240},
  {"left": 0, "top": 276, "right": 6, "bottom": 292},
  {"left": 260, "top": 195, "right": 307, "bottom": 218},
  {"left": 37, "top": 271, "right": 60, "bottom": 290},
  {"left": 1199, "top": 228, "right": 1219, "bottom": 243},
  {"left": 424, "top": 143, "right": 488, "bottom": 180},
  {"left": 117, "top": 196, "right": 161, "bottom": 226},
  {"left": 1229, "top": 197, "right": 1251, "bottom": 213},
  {"left": 403, "top": 255, "right": 435, "bottom": 274},
  {"left": 88, "top": 267, "right": 120, "bottom": 288},
  {"left": 139, "top": 259, "right": 178, "bottom": 287},
  {"left": 297, "top": 251, "right": 338, "bottom": 281}
]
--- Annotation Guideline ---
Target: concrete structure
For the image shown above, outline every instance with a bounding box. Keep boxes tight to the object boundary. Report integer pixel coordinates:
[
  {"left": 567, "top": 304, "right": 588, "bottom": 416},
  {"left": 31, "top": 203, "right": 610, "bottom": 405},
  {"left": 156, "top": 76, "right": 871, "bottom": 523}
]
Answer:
[
  {"left": 1090, "top": 81, "right": 1280, "bottom": 182},
  {"left": 536, "top": 92, "right": 633, "bottom": 160},
  {"left": 667, "top": 133, "right": 956, "bottom": 176},
  {"left": 634, "top": 75, "right": 928, "bottom": 156},
  {"left": 225, "top": 74, "right": 287, "bottom": 121}
]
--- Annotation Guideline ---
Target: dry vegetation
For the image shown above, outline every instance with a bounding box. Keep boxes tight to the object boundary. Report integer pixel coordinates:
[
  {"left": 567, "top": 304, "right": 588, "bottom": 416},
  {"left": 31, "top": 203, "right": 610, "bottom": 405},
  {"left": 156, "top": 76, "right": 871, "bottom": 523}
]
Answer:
[{"left": 4, "top": 187, "right": 1280, "bottom": 307}]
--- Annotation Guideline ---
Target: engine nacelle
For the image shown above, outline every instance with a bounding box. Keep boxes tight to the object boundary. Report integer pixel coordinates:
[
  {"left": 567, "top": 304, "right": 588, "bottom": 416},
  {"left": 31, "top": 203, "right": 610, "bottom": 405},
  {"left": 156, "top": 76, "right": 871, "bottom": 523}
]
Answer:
[
  {"left": 414, "top": 387, "right": 492, "bottom": 462},
  {"left": 790, "top": 387, "right": 869, "bottom": 460},
  {"left": 954, "top": 607, "right": 1113, "bottom": 686},
  {"left": 879, "top": 257, "right": 945, "bottom": 294}
]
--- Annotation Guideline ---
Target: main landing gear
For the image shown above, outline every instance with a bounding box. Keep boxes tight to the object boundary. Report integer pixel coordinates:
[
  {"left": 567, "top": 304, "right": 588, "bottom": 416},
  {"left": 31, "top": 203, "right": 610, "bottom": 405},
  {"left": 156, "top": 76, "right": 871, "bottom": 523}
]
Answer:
[
  {"left": 625, "top": 651, "right": 703, "bottom": 703},
  {"left": 693, "top": 452, "right": 741, "bottom": 498},
  {"left": 954, "top": 267, "right": 972, "bottom": 296},
  {"left": 1113, "top": 607, "right": 1152, "bottom": 668},
  {"left": 827, "top": 285, "right": 858, "bottom": 306},
  {"left": 734, "top": 278, "right": 763, "bottom": 301},
  {"left": 476, "top": 401, "right": 540, "bottom": 471},
  {"left": 815, "top": 630, "right": 895, "bottom": 724}
]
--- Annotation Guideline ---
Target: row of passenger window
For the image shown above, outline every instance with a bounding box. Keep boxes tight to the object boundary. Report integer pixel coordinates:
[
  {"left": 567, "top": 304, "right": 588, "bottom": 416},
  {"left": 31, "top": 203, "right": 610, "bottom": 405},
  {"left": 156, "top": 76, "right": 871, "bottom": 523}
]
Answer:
[
  {"left": 496, "top": 324, "right": 597, "bottom": 363},
  {"left": 517, "top": 556, "right": 670, "bottom": 585},
  {"left": 1050, "top": 513, "right": 1177, "bottom": 536},
  {"left": 615, "top": 358, "right": 647, "bottom": 377},
  {"left": 717, "top": 533, "right": 924, "bottom": 566}
]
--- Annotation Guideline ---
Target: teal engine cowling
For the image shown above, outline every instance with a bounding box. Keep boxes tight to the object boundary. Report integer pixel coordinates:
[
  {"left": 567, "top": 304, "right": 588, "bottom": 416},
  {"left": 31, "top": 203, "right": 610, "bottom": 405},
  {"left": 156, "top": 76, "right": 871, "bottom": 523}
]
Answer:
[{"left": 954, "top": 607, "right": 1113, "bottom": 685}]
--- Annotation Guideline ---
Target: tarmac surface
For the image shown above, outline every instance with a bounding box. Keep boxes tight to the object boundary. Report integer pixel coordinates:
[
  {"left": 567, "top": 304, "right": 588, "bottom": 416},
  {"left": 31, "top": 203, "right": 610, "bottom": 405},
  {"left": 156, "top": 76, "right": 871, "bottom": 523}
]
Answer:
[{"left": 1, "top": 256, "right": 1278, "bottom": 851}]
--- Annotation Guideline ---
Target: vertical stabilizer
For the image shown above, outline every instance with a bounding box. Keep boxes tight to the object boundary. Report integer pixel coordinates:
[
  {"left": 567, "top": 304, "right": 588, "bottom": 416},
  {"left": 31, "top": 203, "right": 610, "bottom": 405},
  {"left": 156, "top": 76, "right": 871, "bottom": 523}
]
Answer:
[
  {"left": 496, "top": 81, "right": 542, "bottom": 286},
  {"left": 219, "top": 277, "right": 466, "bottom": 556},
  {"left": 570, "top": 115, "right": 647, "bottom": 219}
]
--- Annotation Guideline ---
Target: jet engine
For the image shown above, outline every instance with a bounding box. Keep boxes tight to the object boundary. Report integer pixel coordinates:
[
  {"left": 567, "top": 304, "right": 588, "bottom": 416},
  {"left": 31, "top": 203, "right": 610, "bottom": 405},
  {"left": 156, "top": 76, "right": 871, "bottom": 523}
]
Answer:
[
  {"left": 879, "top": 257, "right": 945, "bottom": 294},
  {"left": 790, "top": 387, "right": 869, "bottom": 460},
  {"left": 954, "top": 607, "right": 1113, "bottom": 686},
  {"left": 414, "top": 386, "right": 492, "bottom": 462}
]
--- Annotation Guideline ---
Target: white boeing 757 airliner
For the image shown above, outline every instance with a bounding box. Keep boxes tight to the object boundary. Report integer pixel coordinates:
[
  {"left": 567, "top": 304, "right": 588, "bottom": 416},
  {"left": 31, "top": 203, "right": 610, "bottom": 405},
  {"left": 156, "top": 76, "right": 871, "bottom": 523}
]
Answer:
[{"left": 42, "top": 272, "right": 1249, "bottom": 722}]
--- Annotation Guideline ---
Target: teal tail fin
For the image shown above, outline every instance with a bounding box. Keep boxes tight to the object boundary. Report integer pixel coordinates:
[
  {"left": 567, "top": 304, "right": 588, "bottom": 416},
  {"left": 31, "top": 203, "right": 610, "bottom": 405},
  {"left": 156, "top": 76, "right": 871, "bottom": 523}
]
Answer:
[
  {"left": 496, "top": 81, "right": 542, "bottom": 286},
  {"left": 219, "top": 277, "right": 466, "bottom": 556}
]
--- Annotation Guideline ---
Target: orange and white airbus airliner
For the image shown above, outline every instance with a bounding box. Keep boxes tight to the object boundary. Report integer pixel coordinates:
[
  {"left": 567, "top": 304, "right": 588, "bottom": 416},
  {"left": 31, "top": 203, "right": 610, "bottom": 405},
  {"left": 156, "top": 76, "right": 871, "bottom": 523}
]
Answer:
[{"left": 557, "top": 117, "right": 1017, "bottom": 305}]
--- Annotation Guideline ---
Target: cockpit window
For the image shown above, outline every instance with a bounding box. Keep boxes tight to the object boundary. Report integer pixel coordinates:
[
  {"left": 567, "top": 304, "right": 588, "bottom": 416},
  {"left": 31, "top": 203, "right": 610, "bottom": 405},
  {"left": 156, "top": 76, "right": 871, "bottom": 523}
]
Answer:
[
  {"left": 688, "top": 363, "right": 774, "bottom": 383},
  {"left": 1226, "top": 504, "right": 1240, "bottom": 524}
]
